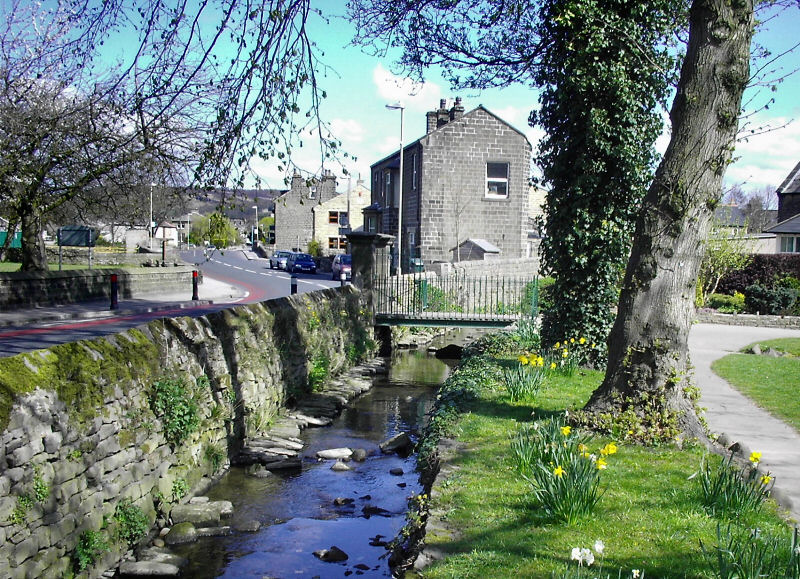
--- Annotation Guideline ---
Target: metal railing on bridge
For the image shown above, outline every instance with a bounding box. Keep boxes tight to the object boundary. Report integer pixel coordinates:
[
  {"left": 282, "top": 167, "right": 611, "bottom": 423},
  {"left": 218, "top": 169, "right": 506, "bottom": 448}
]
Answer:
[{"left": 373, "top": 270, "right": 539, "bottom": 327}]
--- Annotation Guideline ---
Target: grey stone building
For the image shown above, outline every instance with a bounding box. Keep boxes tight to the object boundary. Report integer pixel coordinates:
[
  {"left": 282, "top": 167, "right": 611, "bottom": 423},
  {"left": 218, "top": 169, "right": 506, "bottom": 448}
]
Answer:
[
  {"left": 274, "top": 171, "right": 337, "bottom": 252},
  {"left": 767, "top": 160, "right": 800, "bottom": 253},
  {"left": 369, "top": 98, "right": 531, "bottom": 270}
]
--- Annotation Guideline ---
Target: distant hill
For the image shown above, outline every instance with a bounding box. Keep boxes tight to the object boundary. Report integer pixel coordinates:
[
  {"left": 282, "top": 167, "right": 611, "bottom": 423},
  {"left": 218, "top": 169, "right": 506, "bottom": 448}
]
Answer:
[{"left": 190, "top": 188, "right": 286, "bottom": 219}]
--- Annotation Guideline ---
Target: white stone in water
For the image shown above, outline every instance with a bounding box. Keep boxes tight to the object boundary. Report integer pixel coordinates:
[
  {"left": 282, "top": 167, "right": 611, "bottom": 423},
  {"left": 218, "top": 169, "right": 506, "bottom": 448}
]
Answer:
[
  {"left": 316, "top": 448, "right": 352, "bottom": 460},
  {"left": 331, "top": 461, "right": 352, "bottom": 471}
]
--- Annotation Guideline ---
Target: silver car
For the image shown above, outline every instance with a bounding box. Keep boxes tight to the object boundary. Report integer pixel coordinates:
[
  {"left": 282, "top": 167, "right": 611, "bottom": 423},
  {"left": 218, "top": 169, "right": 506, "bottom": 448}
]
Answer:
[{"left": 269, "top": 250, "right": 291, "bottom": 270}]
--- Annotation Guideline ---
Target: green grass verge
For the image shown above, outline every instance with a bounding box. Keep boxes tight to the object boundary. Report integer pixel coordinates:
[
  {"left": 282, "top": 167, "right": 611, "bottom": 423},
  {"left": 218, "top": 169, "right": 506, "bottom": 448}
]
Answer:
[
  {"left": 418, "top": 357, "right": 792, "bottom": 578},
  {"left": 711, "top": 338, "right": 800, "bottom": 432}
]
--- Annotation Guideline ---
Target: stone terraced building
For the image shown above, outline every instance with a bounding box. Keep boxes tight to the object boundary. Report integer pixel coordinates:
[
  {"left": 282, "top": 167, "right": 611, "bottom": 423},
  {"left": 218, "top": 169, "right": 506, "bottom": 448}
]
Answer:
[{"left": 369, "top": 98, "right": 532, "bottom": 271}]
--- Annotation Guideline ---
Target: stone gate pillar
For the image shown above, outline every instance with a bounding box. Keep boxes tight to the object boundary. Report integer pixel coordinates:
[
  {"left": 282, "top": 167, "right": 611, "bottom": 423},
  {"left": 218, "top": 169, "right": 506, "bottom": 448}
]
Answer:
[{"left": 346, "top": 232, "right": 394, "bottom": 313}]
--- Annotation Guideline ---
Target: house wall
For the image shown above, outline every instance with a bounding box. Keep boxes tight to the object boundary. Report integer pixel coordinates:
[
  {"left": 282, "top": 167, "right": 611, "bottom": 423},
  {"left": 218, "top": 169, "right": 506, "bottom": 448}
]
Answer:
[
  {"left": 274, "top": 172, "right": 337, "bottom": 252},
  {"left": 418, "top": 108, "right": 530, "bottom": 264},
  {"left": 777, "top": 191, "right": 800, "bottom": 223},
  {"left": 312, "top": 182, "right": 371, "bottom": 255}
]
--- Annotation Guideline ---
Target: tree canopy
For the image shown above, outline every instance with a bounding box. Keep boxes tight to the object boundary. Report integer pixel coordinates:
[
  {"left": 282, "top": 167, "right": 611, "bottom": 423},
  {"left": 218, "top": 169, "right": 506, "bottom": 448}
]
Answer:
[{"left": 1, "top": 0, "right": 333, "bottom": 270}]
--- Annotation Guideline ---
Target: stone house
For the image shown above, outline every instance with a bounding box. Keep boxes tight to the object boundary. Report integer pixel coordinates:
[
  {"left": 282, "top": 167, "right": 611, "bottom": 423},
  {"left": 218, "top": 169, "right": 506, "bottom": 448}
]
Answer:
[
  {"left": 312, "top": 179, "right": 371, "bottom": 254},
  {"left": 766, "top": 160, "right": 800, "bottom": 253},
  {"left": 273, "top": 171, "right": 338, "bottom": 252},
  {"left": 369, "top": 98, "right": 532, "bottom": 271}
]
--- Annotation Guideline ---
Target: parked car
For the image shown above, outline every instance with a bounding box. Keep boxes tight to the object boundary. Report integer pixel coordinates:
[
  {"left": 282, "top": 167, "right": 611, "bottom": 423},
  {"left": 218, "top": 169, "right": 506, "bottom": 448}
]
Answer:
[
  {"left": 286, "top": 252, "right": 317, "bottom": 274},
  {"left": 270, "top": 250, "right": 291, "bottom": 270},
  {"left": 331, "top": 254, "right": 352, "bottom": 280}
]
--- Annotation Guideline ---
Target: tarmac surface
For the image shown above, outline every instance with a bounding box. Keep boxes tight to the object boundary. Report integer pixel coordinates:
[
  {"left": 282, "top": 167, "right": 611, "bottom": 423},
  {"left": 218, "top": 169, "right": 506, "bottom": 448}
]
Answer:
[
  {"left": 0, "top": 275, "right": 247, "bottom": 328},
  {"left": 0, "top": 281, "right": 798, "bottom": 522}
]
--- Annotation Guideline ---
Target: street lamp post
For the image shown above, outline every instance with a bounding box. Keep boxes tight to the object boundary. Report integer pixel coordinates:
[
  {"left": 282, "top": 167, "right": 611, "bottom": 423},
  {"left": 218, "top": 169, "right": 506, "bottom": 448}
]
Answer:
[
  {"left": 386, "top": 102, "right": 404, "bottom": 273},
  {"left": 252, "top": 205, "right": 258, "bottom": 245},
  {"left": 149, "top": 182, "right": 156, "bottom": 248}
]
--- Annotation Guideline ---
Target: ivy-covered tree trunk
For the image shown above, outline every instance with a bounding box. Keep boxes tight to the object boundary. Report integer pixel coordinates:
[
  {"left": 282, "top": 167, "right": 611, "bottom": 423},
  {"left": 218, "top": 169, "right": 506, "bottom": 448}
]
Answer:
[
  {"left": 585, "top": 0, "right": 754, "bottom": 440},
  {"left": 534, "top": 0, "right": 680, "bottom": 364}
]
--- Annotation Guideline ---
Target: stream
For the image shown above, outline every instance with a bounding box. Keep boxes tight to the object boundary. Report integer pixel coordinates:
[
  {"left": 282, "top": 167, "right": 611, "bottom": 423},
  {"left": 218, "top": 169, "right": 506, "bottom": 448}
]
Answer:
[{"left": 170, "top": 333, "right": 470, "bottom": 578}]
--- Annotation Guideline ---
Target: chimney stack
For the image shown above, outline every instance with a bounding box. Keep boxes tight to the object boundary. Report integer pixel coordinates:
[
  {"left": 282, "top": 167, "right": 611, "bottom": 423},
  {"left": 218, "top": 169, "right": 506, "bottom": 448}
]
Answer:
[
  {"left": 437, "top": 98, "right": 450, "bottom": 129},
  {"left": 450, "top": 96, "right": 464, "bottom": 121}
]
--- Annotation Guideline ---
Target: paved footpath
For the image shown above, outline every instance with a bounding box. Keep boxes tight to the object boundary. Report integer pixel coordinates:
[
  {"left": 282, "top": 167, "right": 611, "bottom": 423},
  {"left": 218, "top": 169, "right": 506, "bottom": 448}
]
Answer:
[{"left": 689, "top": 323, "right": 800, "bottom": 523}]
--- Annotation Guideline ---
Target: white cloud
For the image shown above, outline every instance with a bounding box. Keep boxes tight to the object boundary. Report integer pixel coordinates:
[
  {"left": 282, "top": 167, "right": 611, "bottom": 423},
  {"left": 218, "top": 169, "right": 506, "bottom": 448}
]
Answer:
[
  {"left": 372, "top": 63, "right": 442, "bottom": 111},
  {"left": 329, "top": 118, "right": 366, "bottom": 144},
  {"left": 726, "top": 116, "right": 800, "bottom": 192}
]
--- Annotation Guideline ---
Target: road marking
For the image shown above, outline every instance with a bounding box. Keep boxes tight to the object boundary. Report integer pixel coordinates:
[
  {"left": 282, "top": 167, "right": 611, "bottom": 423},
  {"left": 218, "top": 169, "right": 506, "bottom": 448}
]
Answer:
[
  {"left": 245, "top": 269, "right": 256, "bottom": 274},
  {"left": 233, "top": 266, "right": 243, "bottom": 270}
]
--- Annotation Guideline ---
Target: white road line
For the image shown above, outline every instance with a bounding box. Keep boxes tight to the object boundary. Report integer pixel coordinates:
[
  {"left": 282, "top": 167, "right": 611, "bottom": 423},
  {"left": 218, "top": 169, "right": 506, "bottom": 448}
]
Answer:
[
  {"left": 223, "top": 263, "right": 232, "bottom": 267},
  {"left": 233, "top": 266, "right": 243, "bottom": 270},
  {"left": 245, "top": 270, "right": 256, "bottom": 274}
]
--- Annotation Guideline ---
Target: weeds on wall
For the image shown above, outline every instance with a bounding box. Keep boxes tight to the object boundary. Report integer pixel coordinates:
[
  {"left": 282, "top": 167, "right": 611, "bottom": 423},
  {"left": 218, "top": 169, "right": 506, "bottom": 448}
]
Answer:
[
  {"left": 203, "top": 443, "right": 226, "bottom": 474},
  {"left": 308, "top": 353, "right": 330, "bottom": 392},
  {"left": 148, "top": 375, "right": 199, "bottom": 449},
  {"left": 73, "top": 529, "right": 109, "bottom": 573},
  {"left": 113, "top": 498, "right": 149, "bottom": 548}
]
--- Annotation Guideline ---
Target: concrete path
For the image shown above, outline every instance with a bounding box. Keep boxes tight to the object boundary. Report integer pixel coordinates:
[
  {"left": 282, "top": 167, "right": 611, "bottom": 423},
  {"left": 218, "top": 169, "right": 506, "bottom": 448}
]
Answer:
[{"left": 689, "top": 323, "right": 800, "bottom": 523}]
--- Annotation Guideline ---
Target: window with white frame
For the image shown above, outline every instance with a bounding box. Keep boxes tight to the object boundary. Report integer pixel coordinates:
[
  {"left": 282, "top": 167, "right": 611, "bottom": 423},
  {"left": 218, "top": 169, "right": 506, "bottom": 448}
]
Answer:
[
  {"left": 384, "top": 170, "right": 393, "bottom": 206},
  {"left": 780, "top": 235, "right": 800, "bottom": 253},
  {"left": 486, "top": 162, "right": 509, "bottom": 198},
  {"left": 412, "top": 153, "right": 418, "bottom": 190}
]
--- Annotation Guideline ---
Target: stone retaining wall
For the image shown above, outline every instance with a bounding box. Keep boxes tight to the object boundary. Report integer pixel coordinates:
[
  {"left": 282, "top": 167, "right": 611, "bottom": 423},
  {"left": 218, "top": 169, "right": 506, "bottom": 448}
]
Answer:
[
  {"left": 0, "top": 267, "right": 197, "bottom": 308},
  {"left": 0, "top": 286, "right": 375, "bottom": 578},
  {"left": 695, "top": 311, "right": 800, "bottom": 329},
  {"left": 428, "top": 255, "right": 540, "bottom": 278}
]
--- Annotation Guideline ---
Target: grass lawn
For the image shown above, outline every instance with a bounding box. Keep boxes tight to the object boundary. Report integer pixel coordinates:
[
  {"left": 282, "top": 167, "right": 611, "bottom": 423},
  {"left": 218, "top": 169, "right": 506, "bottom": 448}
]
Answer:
[
  {"left": 414, "top": 342, "right": 795, "bottom": 578},
  {"left": 711, "top": 338, "right": 800, "bottom": 432}
]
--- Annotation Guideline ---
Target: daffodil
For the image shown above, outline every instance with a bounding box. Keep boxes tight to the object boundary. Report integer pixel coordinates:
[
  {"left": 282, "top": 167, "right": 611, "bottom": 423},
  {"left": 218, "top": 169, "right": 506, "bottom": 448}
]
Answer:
[
  {"left": 578, "top": 443, "right": 588, "bottom": 452},
  {"left": 562, "top": 349, "right": 569, "bottom": 358},
  {"left": 594, "top": 540, "right": 605, "bottom": 555},
  {"left": 761, "top": 474, "right": 772, "bottom": 485},
  {"left": 600, "top": 442, "right": 618, "bottom": 456},
  {"left": 553, "top": 465, "right": 565, "bottom": 478},
  {"left": 518, "top": 355, "right": 529, "bottom": 365},
  {"left": 550, "top": 362, "right": 557, "bottom": 370},
  {"left": 560, "top": 425, "right": 572, "bottom": 436},
  {"left": 596, "top": 458, "right": 608, "bottom": 470},
  {"left": 750, "top": 451, "right": 762, "bottom": 465},
  {"left": 536, "top": 356, "right": 544, "bottom": 367},
  {"left": 570, "top": 337, "right": 575, "bottom": 344},
  {"left": 579, "top": 337, "right": 587, "bottom": 345},
  {"left": 554, "top": 341, "right": 560, "bottom": 349},
  {"left": 632, "top": 570, "right": 640, "bottom": 578}
]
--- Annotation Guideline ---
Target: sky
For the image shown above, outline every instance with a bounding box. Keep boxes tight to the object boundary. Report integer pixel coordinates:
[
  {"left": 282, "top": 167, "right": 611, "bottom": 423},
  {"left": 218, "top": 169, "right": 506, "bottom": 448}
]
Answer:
[{"left": 250, "top": 2, "right": 800, "bottom": 204}]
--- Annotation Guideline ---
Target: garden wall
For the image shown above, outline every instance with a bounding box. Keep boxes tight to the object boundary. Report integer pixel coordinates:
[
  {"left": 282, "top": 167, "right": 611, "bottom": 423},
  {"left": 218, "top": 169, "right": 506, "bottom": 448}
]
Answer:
[
  {"left": 0, "top": 286, "right": 374, "bottom": 578},
  {"left": 0, "top": 267, "right": 198, "bottom": 308}
]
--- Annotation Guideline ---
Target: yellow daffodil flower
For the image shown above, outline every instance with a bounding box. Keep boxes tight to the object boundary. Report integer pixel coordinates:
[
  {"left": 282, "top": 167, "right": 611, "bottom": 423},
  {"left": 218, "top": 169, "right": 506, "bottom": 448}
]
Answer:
[
  {"left": 518, "top": 355, "right": 529, "bottom": 365},
  {"left": 570, "top": 338, "right": 575, "bottom": 344},
  {"left": 761, "top": 474, "right": 772, "bottom": 485},
  {"left": 750, "top": 451, "right": 762, "bottom": 465},
  {"left": 554, "top": 341, "right": 560, "bottom": 349},
  {"left": 562, "top": 350, "right": 569, "bottom": 358},
  {"left": 550, "top": 362, "right": 557, "bottom": 370},
  {"left": 560, "top": 425, "right": 572, "bottom": 436},
  {"left": 579, "top": 337, "right": 586, "bottom": 344},
  {"left": 596, "top": 458, "right": 608, "bottom": 470},
  {"left": 553, "top": 465, "right": 565, "bottom": 478}
]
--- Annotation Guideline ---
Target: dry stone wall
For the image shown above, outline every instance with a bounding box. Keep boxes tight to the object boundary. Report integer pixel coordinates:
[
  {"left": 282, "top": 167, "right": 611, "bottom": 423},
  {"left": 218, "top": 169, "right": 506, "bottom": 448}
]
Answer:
[{"left": 0, "top": 286, "right": 375, "bottom": 578}]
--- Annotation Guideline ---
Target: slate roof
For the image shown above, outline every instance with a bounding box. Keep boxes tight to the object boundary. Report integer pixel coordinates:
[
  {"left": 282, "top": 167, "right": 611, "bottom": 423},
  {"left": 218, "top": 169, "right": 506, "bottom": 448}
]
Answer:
[
  {"left": 766, "top": 213, "right": 800, "bottom": 234},
  {"left": 777, "top": 161, "right": 800, "bottom": 194}
]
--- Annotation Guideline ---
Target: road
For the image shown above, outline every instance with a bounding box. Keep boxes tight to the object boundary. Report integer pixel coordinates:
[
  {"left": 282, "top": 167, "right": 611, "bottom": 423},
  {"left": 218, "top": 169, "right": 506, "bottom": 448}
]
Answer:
[
  {"left": 181, "top": 247, "right": 339, "bottom": 302},
  {"left": 0, "top": 248, "right": 340, "bottom": 357}
]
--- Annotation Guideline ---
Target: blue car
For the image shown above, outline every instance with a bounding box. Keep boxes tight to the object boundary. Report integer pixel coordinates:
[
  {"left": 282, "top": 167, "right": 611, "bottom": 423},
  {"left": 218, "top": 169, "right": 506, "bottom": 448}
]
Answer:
[{"left": 287, "top": 252, "right": 317, "bottom": 274}]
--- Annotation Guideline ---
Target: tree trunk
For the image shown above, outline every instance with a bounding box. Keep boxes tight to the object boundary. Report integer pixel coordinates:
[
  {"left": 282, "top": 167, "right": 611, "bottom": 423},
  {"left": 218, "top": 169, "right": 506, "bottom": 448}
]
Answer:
[
  {"left": 19, "top": 206, "right": 48, "bottom": 272},
  {"left": 585, "top": 0, "right": 754, "bottom": 439}
]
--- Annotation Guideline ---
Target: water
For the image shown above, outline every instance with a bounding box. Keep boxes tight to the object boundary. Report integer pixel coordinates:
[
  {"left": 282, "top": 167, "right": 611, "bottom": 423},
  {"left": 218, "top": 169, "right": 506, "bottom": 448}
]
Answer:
[{"left": 170, "top": 347, "right": 455, "bottom": 578}]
